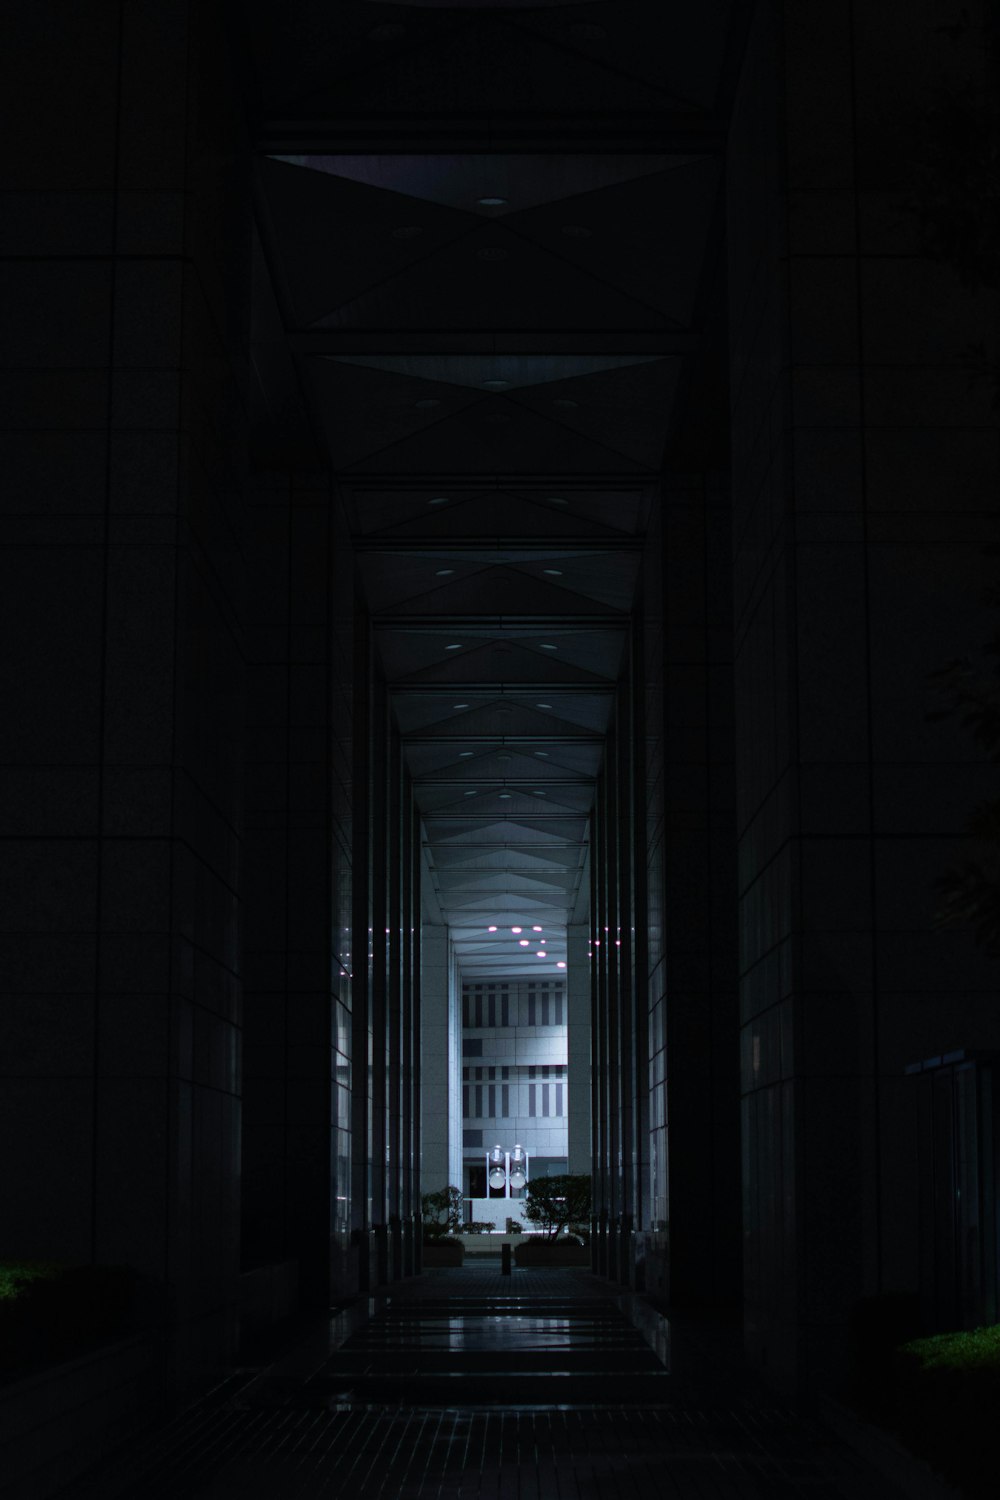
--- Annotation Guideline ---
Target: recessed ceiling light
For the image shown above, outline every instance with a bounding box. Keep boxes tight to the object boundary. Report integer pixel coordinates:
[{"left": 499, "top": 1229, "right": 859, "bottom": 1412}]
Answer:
[
  {"left": 464, "top": 790, "right": 477, "bottom": 797},
  {"left": 532, "top": 926, "right": 543, "bottom": 933},
  {"left": 535, "top": 751, "right": 549, "bottom": 758},
  {"left": 436, "top": 568, "right": 455, "bottom": 576},
  {"left": 497, "top": 753, "right": 512, "bottom": 762},
  {"left": 459, "top": 751, "right": 474, "bottom": 758},
  {"left": 543, "top": 569, "right": 563, "bottom": 576},
  {"left": 547, "top": 497, "right": 569, "bottom": 506},
  {"left": 511, "top": 927, "right": 522, "bottom": 934},
  {"left": 557, "top": 961, "right": 566, "bottom": 969},
  {"left": 428, "top": 497, "right": 449, "bottom": 506},
  {"left": 519, "top": 939, "right": 530, "bottom": 947},
  {"left": 539, "top": 644, "right": 558, "bottom": 651},
  {"left": 533, "top": 790, "right": 546, "bottom": 796},
  {"left": 416, "top": 399, "right": 441, "bottom": 409},
  {"left": 445, "top": 644, "right": 463, "bottom": 651},
  {"left": 553, "top": 399, "right": 578, "bottom": 410},
  {"left": 499, "top": 793, "right": 511, "bottom": 800},
  {"left": 488, "top": 925, "right": 497, "bottom": 932},
  {"left": 537, "top": 951, "right": 547, "bottom": 958},
  {"left": 453, "top": 702, "right": 469, "bottom": 709},
  {"left": 477, "top": 197, "right": 507, "bottom": 207},
  {"left": 482, "top": 379, "right": 510, "bottom": 390},
  {"left": 536, "top": 703, "right": 553, "bottom": 709}
]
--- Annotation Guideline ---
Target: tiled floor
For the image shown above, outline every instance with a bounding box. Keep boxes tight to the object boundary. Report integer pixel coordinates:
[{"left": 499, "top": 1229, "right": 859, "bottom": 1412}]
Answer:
[{"left": 57, "top": 1265, "right": 901, "bottom": 1498}]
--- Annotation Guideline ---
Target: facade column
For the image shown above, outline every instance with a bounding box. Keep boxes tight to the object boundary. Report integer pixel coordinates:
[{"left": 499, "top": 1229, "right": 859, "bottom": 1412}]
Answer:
[
  {"left": 566, "top": 924, "right": 592, "bottom": 1175},
  {"left": 728, "top": 0, "right": 1000, "bottom": 1393},
  {"left": 0, "top": 0, "right": 250, "bottom": 1392},
  {"left": 419, "top": 927, "right": 452, "bottom": 1193}
]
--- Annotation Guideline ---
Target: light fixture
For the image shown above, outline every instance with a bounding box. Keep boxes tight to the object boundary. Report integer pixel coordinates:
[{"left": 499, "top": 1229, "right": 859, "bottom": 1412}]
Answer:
[
  {"left": 488, "top": 1144, "right": 507, "bottom": 1190},
  {"left": 499, "top": 793, "right": 511, "bottom": 800},
  {"left": 482, "top": 379, "right": 510, "bottom": 390},
  {"left": 532, "top": 926, "right": 543, "bottom": 932},
  {"left": 543, "top": 569, "right": 563, "bottom": 576},
  {"left": 537, "top": 950, "right": 547, "bottom": 958},
  {"left": 436, "top": 568, "right": 455, "bottom": 576},
  {"left": 478, "top": 197, "right": 507, "bottom": 207},
  {"left": 536, "top": 702, "right": 553, "bottom": 709},
  {"left": 459, "top": 751, "right": 473, "bottom": 757},
  {"left": 533, "top": 790, "right": 546, "bottom": 796},
  {"left": 488, "top": 926, "right": 497, "bottom": 932},
  {"left": 511, "top": 926, "right": 522, "bottom": 934},
  {"left": 539, "top": 643, "right": 558, "bottom": 651},
  {"left": 464, "top": 790, "right": 477, "bottom": 797},
  {"left": 519, "top": 939, "right": 530, "bottom": 947},
  {"left": 445, "top": 644, "right": 462, "bottom": 651},
  {"left": 534, "top": 751, "right": 549, "bottom": 758},
  {"left": 453, "top": 703, "right": 469, "bottom": 709},
  {"left": 557, "top": 961, "right": 566, "bottom": 969},
  {"left": 509, "top": 1145, "right": 527, "bottom": 1191}
]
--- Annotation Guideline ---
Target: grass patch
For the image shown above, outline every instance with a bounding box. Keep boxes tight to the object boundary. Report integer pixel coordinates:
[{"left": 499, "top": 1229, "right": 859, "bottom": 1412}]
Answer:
[
  {"left": 0, "top": 1262, "right": 135, "bottom": 1380},
  {"left": 892, "top": 1322, "right": 1000, "bottom": 1498},
  {"left": 900, "top": 1322, "right": 1000, "bottom": 1373},
  {"left": 0, "top": 1261, "right": 63, "bottom": 1302}
]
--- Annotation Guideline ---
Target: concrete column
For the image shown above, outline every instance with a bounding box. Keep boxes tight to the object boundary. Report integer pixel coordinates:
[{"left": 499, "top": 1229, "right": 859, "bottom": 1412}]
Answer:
[
  {"left": 566, "top": 924, "right": 592, "bottom": 1174},
  {"left": 0, "top": 0, "right": 249, "bottom": 1393},
  {"left": 420, "top": 926, "right": 452, "bottom": 1191},
  {"left": 728, "top": 0, "right": 1000, "bottom": 1394}
]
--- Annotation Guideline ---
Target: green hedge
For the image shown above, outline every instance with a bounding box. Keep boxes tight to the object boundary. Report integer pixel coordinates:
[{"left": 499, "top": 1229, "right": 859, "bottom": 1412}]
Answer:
[
  {"left": 893, "top": 1324, "right": 1000, "bottom": 1498},
  {"left": 0, "top": 1261, "right": 135, "bottom": 1378}
]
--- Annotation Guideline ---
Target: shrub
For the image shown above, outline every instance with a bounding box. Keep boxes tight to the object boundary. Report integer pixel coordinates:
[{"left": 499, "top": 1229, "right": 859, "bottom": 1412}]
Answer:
[
  {"left": 421, "top": 1185, "right": 463, "bottom": 1241},
  {"left": 523, "top": 1174, "right": 592, "bottom": 1241},
  {"left": 893, "top": 1323, "right": 1000, "bottom": 1498}
]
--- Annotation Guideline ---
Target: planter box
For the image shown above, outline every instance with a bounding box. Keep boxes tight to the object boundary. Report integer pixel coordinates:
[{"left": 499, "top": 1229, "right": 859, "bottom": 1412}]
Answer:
[
  {"left": 0, "top": 1335, "right": 157, "bottom": 1500},
  {"left": 513, "top": 1239, "right": 590, "bottom": 1268},
  {"left": 239, "top": 1259, "right": 299, "bottom": 1349},
  {"left": 422, "top": 1240, "right": 465, "bottom": 1267}
]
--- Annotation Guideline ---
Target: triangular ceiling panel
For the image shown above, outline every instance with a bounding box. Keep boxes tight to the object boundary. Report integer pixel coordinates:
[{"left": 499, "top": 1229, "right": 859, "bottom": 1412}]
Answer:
[
  {"left": 281, "top": 155, "right": 688, "bottom": 217},
  {"left": 259, "top": 157, "right": 476, "bottom": 327},
  {"left": 312, "top": 221, "right": 679, "bottom": 330},
  {"left": 291, "top": 18, "right": 686, "bottom": 115},
  {"left": 338, "top": 398, "right": 651, "bottom": 475}
]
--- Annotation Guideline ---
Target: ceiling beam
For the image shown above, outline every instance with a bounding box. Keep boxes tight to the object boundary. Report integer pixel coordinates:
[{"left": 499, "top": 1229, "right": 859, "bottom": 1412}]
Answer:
[
  {"left": 291, "top": 330, "right": 698, "bottom": 356},
  {"left": 355, "top": 537, "right": 642, "bottom": 552},
  {"left": 259, "top": 113, "right": 727, "bottom": 154},
  {"left": 375, "top": 616, "right": 625, "bottom": 631},
  {"left": 392, "top": 684, "right": 616, "bottom": 696}
]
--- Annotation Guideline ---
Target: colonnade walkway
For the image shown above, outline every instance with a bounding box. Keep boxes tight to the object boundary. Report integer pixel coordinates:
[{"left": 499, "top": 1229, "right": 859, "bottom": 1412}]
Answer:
[{"left": 58, "top": 1265, "right": 900, "bottom": 1498}]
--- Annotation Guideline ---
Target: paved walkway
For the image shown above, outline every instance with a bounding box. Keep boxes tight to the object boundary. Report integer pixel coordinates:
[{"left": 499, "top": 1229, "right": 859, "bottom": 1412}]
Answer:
[{"left": 57, "top": 1265, "right": 901, "bottom": 1498}]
